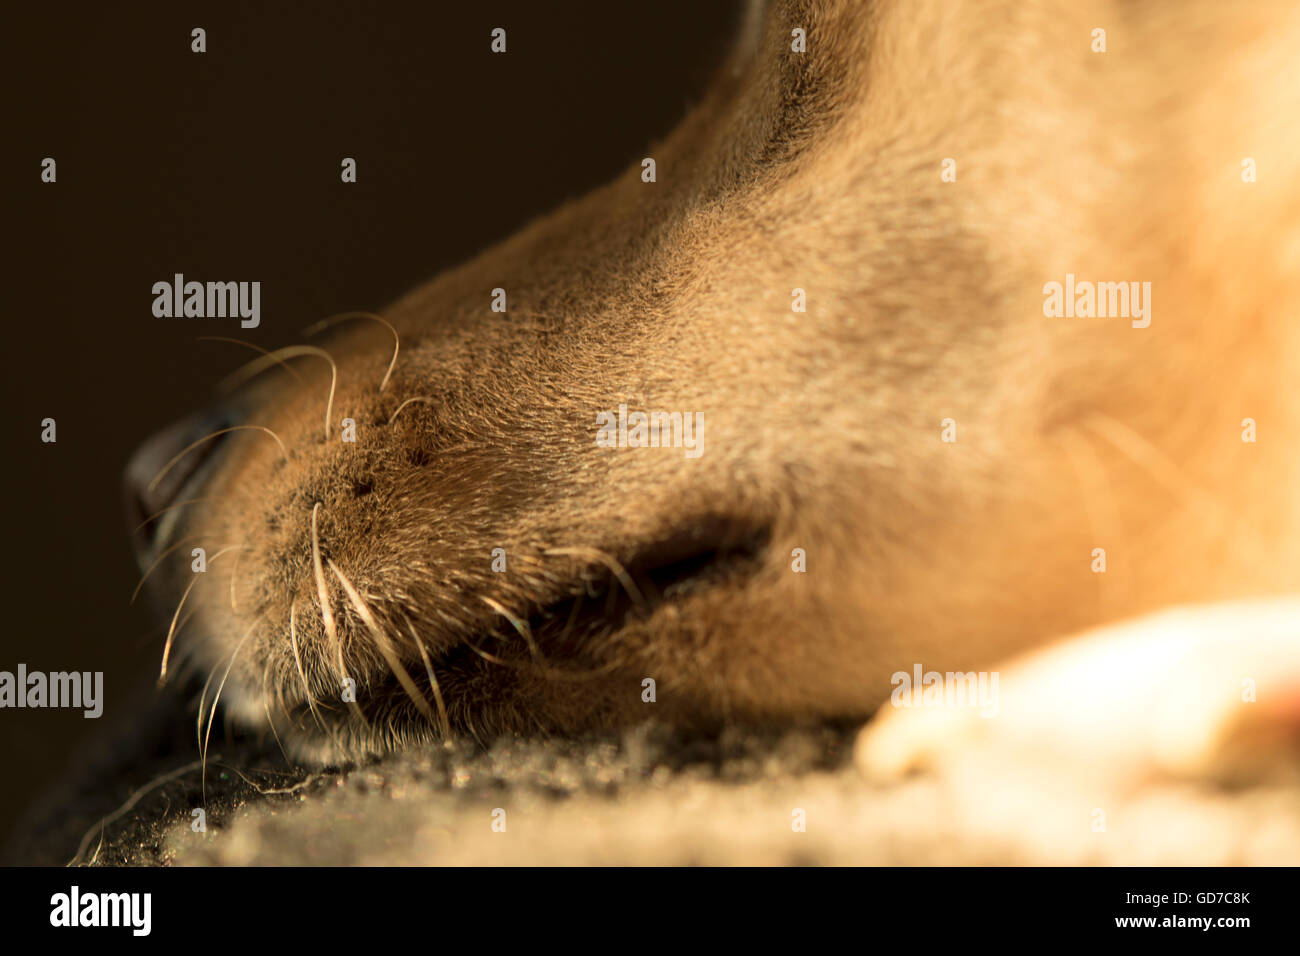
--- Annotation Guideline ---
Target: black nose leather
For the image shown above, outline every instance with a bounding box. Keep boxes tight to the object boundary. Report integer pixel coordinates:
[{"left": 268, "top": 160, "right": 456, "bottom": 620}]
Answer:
[{"left": 125, "top": 406, "right": 238, "bottom": 551}]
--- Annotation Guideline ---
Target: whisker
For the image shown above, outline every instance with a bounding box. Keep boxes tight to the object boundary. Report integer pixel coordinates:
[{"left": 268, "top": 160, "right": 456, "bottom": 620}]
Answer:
[
  {"left": 288, "top": 601, "right": 327, "bottom": 732},
  {"left": 480, "top": 595, "right": 544, "bottom": 663},
  {"left": 302, "top": 312, "right": 400, "bottom": 392},
  {"left": 563, "top": 588, "right": 587, "bottom": 638},
  {"left": 146, "top": 425, "right": 288, "bottom": 495},
  {"left": 195, "top": 662, "right": 220, "bottom": 754},
  {"left": 229, "top": 547, "right": 242, "bottom": 611},
  {"left": 140, "top": 605, "right": 198, "bottom": 658},
  {"left": 462, "top": 629, "right": 618, "bottom": 682},
  {"left": 158, "top": 545, "right": 250, "bottom": 685},
  {"left": 132, "top": 496, "right": 219, "bottom": 535},
  {"left": 131, "top": 534, "right": 203, "bottom": 604},
  {"left": 309, "top": 503, "right": 343, "bottom": 677},
  {"left": 463, "top": 641, "right": 513, "bottom": 667},
  {"left": 260, "top": 657, "right": 291, "bottom": 766},
  {"left": 329, "top": 559, "right": 436, "bottom": 726},
  {"left": 159, "top": 578, "right": 200, "bottom": 686},
  {"left": 198, "top": 336, "right": 305, "bottom": 383},
  {"left": 544, "top": 546, "right": 645, "bottom": 606},
  {"left": 202, "top": 620, "right": 258, "bottom": 801},
  {"left": 387, "top": 396, "right": 438, "bottom": 426},
  {"left": 221, "top": 345, "right": 338, "bottom": 441},
  {"left": 406, "top": 621, "right": 453, "bottom": 743},
  {"left": 311, "top": 503, "right": 369, "bottom": 730}
]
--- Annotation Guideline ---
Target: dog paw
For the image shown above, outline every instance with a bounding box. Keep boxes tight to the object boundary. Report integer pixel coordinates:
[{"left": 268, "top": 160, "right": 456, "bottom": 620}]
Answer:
[{"left": 856, "top": 599, "right": 1300, "bottom": 791}]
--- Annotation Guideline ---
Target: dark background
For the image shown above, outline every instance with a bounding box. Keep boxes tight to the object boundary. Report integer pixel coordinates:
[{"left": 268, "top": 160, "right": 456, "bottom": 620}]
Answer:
[{"left": 1, "top": 0, "right": 740, "bottom": 849}]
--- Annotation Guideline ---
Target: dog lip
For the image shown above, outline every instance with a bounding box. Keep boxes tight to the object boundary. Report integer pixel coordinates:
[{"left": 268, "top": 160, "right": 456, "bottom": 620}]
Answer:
[
  {"left": 509, "top": 518, "right": 771, "bottom": 647},
  {"left": 394, "top": 518, "right": 770, "bottom": 670},
  {"left": 269, "top": 519, "right": 771, "bottom": 739},
  {"left": 625, "top": 518, "right": 770, "bottom": 598}
]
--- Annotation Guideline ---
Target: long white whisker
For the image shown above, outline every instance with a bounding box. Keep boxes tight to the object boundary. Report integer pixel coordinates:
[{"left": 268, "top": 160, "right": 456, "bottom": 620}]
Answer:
[
  {"left": 159, "top": 545, "right": 251, "bottom": 684},
  {"left": 387, "top": 396, "right": 437, "bottom": 426},
  {"left": 329, "top": 559, "right": 435, "bottom": 726},
  {"left": 407, "top": 621, "right": 453, "bottom": 743},
  {"left": 222, "top": 345, "right": 338, "bottom": 440},
  {"left": 302, "top": 312, "right": 400, "bottom": 393},
  {"left": 146, "top": 426, "right": 288, "bottom": 495},
  {"left": 201, "top": 619, "right": 258, "bottom": 801},
  {"left": 480, "top": 595, "right": 543, "bottom": 663}
]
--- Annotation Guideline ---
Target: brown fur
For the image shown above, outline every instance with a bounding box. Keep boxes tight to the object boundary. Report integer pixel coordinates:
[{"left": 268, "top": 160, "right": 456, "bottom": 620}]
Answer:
[{"left": 129, "top": 0, "right": 1300, "bottom": 765}]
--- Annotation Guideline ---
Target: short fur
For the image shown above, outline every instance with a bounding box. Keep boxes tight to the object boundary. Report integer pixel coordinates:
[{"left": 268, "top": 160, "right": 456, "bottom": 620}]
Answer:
[{"left": 128, "top": 0, "right": 1300, "bottom": 770}]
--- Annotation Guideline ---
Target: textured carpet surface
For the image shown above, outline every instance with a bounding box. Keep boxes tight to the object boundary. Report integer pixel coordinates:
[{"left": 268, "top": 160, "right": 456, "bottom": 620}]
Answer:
[{"left": 9, "top": 687, "right": 1299, "bottom": 866}]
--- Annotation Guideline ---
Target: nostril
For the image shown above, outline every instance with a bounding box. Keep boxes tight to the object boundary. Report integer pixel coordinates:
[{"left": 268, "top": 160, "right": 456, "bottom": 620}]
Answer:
[{"left": 125, "top": 406, "right": 240, "bottom": 548}]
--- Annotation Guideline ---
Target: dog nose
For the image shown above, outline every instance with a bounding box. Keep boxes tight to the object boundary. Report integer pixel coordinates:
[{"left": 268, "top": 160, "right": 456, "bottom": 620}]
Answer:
[{"left": 125, "top": 405, "right": 239, "bottom": 552}]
